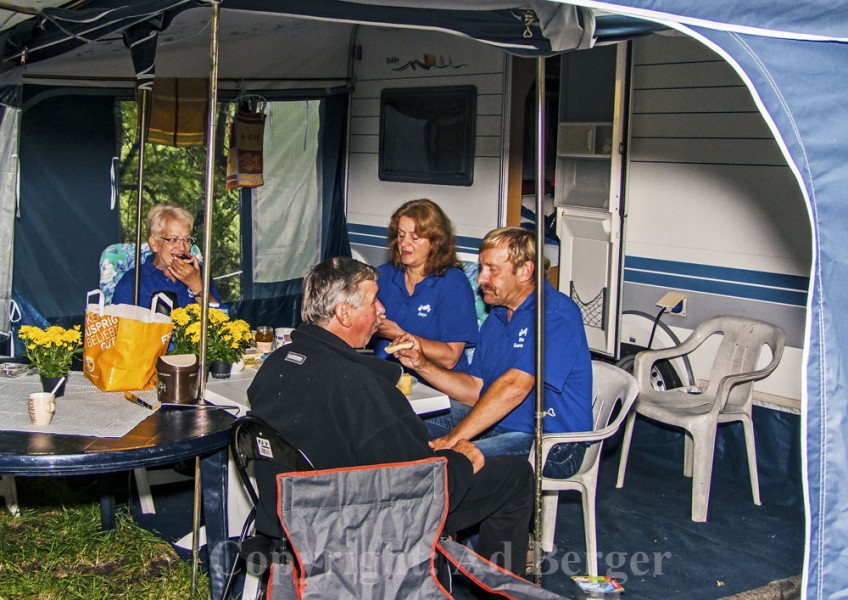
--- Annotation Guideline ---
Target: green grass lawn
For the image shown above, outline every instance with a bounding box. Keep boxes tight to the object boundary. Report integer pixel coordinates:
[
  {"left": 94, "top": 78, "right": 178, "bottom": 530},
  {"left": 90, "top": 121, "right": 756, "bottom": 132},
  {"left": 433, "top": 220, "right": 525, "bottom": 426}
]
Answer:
[{"left": 0, "top": 477, "right": 208, "bottom": 599}]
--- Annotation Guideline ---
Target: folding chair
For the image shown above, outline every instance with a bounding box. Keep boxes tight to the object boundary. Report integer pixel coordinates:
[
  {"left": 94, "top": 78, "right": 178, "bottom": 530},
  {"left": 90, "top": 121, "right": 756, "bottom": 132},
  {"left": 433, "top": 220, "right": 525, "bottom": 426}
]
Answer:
[
  {"left": 267, "top": 457, "right": 565, "bottom": 599},
  {"left": 224, "top": 415, "right": 314, "bottom": 600}
]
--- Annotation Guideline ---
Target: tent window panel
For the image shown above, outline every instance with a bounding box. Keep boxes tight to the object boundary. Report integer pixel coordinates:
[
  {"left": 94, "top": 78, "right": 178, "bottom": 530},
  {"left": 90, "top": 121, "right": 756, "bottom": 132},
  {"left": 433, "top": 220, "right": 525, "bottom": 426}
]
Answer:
[
  {"left": 252, "top": 100, "right": 322, "bottom": 283},
  {"left": 379, "top": 86, "right": 476, "bottom": 186}
]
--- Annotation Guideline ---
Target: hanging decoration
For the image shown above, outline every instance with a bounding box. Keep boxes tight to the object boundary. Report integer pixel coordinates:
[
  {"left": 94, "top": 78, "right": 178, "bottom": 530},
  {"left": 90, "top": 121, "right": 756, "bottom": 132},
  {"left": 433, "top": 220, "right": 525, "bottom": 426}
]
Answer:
[{"left": 226, "top": 96, "right": 267, "bottom": 190}]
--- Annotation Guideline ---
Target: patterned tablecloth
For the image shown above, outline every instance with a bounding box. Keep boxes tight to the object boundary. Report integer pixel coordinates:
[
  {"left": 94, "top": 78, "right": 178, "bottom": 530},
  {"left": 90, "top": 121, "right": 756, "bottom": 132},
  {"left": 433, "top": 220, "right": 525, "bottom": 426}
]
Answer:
[{"left": 0, "top": 372, "right": 159, "bottom": 437}]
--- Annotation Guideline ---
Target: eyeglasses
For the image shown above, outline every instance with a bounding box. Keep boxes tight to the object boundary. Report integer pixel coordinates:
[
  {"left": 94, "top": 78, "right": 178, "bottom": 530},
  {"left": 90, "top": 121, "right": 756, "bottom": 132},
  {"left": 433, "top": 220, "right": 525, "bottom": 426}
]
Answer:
[{"left": 159, "top": 236, "right": 195, "bottom": 246}]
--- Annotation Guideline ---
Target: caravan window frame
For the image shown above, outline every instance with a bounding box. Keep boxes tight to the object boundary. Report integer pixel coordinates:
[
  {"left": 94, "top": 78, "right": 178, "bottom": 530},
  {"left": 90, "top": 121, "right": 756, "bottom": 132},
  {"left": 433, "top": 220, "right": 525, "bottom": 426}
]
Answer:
[{"left": 378, "top": 85, "right": 476, "bottom": 186}]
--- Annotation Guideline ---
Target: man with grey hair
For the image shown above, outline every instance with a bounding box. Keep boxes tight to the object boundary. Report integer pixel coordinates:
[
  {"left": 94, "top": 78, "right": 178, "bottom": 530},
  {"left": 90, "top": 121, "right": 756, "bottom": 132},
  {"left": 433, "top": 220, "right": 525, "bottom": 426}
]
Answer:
[{"left": 248, "top": 257, "right": 533, "bottom": 574}]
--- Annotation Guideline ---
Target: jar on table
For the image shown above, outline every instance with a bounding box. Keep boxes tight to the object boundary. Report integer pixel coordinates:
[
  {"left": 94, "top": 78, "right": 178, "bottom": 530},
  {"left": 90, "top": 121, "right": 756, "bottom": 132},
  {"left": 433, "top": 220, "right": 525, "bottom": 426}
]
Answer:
[{"left": 255, "top": 326, "right": 274, "bottom": 353}]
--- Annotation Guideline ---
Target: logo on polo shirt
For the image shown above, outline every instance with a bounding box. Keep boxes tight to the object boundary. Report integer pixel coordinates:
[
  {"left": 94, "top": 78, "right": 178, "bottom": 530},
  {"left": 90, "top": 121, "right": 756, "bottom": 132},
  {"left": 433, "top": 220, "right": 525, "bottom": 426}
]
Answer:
[
  {"left": 417, "top": 304, "right": 431, "bottom": 318},
  {"left": 515, "top": 327, "right": 528, "bottom": 348},
  {"left": 285, "top": 352, "right": 307, "bottom": 365}
]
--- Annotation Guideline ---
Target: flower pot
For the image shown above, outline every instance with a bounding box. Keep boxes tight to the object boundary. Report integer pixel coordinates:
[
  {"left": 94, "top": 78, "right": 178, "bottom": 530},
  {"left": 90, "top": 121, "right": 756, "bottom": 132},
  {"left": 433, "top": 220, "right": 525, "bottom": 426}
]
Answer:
[
  {"left": 209, "top": 360, "right": 232, "bottom": 380},
  {"left": 40, "top": 373, "right": 68, "bottom": 398}
]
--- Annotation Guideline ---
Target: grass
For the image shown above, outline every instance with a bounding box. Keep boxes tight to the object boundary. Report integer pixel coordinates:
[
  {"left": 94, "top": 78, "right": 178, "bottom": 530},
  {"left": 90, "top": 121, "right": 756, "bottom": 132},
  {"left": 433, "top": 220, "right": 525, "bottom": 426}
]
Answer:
[{"left": 0, "top": 477, "right": 208, "bottom": 599}]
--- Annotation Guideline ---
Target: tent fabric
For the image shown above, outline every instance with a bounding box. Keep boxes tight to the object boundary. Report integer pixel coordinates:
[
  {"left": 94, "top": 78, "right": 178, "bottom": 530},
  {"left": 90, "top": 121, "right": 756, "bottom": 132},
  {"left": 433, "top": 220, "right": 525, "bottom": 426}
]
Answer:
[
  {"left": 251, "top": 100, "right": 321, "bottom": 284},
  {"left": 565, "top": 0, "right": 848, "bottom": 41},
  {"left": 14, "top": 92, "right": 120, "bottom": 325},
  {"left": 0, "top": 104, "right": 20, "bottom": 340},
  {"left": 558, "top": 2, "right": 844, "bottom": 597}
]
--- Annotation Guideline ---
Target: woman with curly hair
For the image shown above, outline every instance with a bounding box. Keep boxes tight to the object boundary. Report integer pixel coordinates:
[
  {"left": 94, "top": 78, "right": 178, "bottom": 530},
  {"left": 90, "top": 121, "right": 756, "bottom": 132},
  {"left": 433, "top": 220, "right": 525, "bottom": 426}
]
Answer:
[{"left": 375, "top": 199, "right": 478, "bottom": 372}]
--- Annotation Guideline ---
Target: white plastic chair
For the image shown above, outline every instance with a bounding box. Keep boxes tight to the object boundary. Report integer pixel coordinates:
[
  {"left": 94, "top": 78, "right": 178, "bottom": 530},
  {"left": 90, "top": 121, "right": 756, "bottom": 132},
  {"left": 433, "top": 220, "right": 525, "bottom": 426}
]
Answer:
[
  {"left": 0, "top": 475, "right": 18, "bottom": 516},
  {"left": 616, "top": 316, "right": 785, "bottom": 522},
  {"left": 531, "top": 361, "right": 639, "bottom": 576}
]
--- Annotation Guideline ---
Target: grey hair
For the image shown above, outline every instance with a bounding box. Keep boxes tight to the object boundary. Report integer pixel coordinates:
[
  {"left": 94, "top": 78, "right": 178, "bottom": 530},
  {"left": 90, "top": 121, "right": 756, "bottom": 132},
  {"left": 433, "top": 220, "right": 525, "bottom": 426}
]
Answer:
[
  {"left": 147, "top": 202, "right": 195, "bottom": 238},
  {"left": 301, "top": 257, "right": 380, "bottom": 324}
]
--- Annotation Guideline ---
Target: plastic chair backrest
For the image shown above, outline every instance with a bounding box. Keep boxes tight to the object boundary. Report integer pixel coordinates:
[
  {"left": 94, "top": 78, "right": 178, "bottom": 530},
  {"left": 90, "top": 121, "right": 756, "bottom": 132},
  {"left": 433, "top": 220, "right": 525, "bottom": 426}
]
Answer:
[
  {"left": 696, "top": 317, "right": 785, "bottom": 411},
  {"left": 578, "top": 361, "right": 640, "bottom": 475},
  {"left": 98, "top": 242, "right": 203, "bottom": 304}
]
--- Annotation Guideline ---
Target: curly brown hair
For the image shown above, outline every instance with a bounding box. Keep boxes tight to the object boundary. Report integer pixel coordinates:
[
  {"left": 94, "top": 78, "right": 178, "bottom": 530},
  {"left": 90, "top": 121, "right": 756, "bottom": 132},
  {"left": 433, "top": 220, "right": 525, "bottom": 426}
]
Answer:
[{"left": 387, "top": 199, "right": 461, "bottom": 276}]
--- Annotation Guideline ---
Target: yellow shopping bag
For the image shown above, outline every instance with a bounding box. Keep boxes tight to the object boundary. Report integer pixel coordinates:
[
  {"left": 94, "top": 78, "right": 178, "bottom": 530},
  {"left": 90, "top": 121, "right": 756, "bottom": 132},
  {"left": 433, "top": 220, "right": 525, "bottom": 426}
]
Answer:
[{"left": 83, "top": 290, "right": 174, "bottom": 392}]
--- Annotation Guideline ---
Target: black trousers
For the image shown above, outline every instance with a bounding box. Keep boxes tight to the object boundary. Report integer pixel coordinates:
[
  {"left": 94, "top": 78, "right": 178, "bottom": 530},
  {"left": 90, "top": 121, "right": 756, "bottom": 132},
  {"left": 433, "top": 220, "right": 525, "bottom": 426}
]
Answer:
[{"left": 444, "top": 455, "right": 534, "bottom": 575}]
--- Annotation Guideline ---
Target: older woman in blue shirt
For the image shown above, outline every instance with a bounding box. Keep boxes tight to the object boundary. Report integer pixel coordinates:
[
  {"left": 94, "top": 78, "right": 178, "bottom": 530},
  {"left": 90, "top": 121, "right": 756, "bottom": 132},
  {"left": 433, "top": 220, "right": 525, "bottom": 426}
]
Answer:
[
  {"left": 112, "top": 203, "right": 221, "bottom": 308},
  {"left": 375, "top": 199, "right": 478, "bottom": 372}
]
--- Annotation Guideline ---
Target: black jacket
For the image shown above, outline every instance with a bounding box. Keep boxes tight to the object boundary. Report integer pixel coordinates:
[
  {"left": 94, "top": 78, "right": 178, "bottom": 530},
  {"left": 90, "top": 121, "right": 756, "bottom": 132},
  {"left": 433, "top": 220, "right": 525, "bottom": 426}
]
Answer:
[{"left": 248, "top": 323, "right": 474, "bottom": 538}]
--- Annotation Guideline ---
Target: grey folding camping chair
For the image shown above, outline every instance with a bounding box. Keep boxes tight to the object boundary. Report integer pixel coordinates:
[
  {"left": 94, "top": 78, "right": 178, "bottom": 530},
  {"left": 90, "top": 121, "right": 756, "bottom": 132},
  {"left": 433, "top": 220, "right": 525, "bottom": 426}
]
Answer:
[{"left": 266, "top": 457, "right": 565, "bottom": 599}]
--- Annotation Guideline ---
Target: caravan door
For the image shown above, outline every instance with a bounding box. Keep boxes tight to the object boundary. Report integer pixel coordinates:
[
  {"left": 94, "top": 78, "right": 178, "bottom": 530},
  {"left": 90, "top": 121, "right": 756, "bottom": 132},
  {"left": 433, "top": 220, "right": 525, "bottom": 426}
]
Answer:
[{"left": 555, "top": 44, "right": 627, "bottom": 357}]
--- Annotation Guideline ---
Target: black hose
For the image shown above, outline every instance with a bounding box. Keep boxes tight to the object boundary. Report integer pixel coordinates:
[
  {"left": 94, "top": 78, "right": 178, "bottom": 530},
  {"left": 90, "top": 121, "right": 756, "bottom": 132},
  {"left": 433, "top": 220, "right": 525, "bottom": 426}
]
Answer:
[{"left": 646, "top": 307, "right": 666, "bottom": 350}]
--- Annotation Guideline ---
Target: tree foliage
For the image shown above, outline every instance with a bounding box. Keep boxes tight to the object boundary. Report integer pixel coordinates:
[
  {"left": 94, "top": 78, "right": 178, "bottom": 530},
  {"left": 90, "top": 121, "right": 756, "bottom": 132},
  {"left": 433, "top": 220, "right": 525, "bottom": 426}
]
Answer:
[{"left": 117, "top": 101, "right": 241, "bottom": 301}]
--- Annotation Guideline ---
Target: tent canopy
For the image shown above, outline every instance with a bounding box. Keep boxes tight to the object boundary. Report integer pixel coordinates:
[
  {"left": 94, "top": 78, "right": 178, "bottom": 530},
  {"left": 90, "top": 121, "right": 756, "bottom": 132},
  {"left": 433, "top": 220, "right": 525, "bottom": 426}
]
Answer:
[{"left": 0, "top": 1, "right": 846, "bottom": 598}]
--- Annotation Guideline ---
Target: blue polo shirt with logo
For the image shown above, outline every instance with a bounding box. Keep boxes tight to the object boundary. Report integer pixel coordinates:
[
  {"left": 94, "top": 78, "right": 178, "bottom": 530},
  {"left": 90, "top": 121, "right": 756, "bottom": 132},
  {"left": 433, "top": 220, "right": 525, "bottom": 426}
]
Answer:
[
  {"left": 468, "top": 280, "right": 592, "bottom": 435},
  {"left": 376, "top": 263, "right": 478, "bottom": 372},
  {"left": 112, "top": 255, "right": 222, "bottom": 309}
]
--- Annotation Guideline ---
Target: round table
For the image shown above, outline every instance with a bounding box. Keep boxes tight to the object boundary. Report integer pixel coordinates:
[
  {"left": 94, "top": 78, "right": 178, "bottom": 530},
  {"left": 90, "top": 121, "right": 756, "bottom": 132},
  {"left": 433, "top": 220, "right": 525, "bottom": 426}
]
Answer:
[{"left": 0, "top": 405, "right": 235, "bottom": 600}]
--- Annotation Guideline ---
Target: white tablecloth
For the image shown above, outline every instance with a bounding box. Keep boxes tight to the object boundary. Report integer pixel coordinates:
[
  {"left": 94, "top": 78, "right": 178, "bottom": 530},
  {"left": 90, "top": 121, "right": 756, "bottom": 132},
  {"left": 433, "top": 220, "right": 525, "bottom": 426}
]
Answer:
[{"left": 0, "top": 373, "right": 159, "bottom": 437}]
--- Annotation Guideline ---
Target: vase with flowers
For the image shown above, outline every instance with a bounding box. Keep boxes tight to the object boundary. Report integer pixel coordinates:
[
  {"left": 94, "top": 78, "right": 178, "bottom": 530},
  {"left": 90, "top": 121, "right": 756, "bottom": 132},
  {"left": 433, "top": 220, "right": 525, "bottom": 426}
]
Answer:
[
  {"left": 17, "top": 324, "right": 83, "bottom": 397},
  {"left": 169, "top": 304, "right": 252, "bottom": 379}
]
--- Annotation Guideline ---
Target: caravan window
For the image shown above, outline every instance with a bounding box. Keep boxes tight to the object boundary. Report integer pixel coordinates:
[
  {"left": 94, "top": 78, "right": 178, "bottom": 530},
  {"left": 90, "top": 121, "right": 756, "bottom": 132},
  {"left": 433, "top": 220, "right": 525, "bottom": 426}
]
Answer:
[{"left": 379, "top": 85, "right": 476, "bottom": 186}]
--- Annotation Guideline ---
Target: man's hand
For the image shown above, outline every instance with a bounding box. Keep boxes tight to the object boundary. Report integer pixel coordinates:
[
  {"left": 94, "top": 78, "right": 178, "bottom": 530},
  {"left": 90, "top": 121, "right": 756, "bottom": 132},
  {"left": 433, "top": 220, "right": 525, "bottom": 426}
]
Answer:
[
  {"left": 441, "top": 438, "right": 485, "bottom": 474},
  {"left": 395, "top": 334, "right": 428, "bottom": 372},
  {"left": 429, "top": 433, "right": 458, "bottom": 452}
]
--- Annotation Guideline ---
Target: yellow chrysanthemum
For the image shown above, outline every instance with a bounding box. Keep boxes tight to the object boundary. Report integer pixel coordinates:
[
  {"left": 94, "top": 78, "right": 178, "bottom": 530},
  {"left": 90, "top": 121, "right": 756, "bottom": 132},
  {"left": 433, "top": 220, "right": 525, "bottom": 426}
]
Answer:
[
  {"left": 171, "top": 307, "right": 191, "bottom": 327},
  {"left": 17, "top": 324, "right": 83, "bottom": 377}
]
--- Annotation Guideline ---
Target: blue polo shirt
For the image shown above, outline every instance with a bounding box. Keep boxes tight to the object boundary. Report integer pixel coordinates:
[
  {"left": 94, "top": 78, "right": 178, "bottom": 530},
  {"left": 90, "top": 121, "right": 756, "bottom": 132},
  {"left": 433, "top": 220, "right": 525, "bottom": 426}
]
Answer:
[
  {"left": 375, "top": 263, "right": 478, "bottom": 372},
  {"left": 468, "top": 280, "right": 592, "bottom": 435},
  {"left": 112, "top": 255, "right": 222, "bottom": 308}
]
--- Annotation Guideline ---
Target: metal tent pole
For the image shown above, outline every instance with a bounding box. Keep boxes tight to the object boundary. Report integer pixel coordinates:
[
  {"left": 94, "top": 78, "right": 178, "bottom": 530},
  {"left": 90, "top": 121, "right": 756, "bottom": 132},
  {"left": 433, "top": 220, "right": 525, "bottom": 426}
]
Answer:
[
  {"left": 532, "top": 55, "right": 546, "bottom": 585},
  {"left": 191, "top": 0, "right": 220, "bottom": 594},
  {"left": 132, "top": 88, "right": 149, "bottom": 305}
]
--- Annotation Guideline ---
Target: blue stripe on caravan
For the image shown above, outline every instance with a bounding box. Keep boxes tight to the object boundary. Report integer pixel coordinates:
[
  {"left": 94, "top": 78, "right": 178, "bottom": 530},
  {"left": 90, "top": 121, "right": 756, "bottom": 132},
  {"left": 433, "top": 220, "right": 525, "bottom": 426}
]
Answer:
[
  {"left": 348, "top": 223, "right": 386, "bottom": 237},
  {"left": 348, "top": 223, "right": 482, "bottom": 253},
  {"left": 623, "top": 258, "right": 808, "bottom": 306},
  {"left": 624, "top": 256, "right": 808, "bottom": 291},
  {"left": 349, "top": 234, "right": 385, "bottom": 247}
]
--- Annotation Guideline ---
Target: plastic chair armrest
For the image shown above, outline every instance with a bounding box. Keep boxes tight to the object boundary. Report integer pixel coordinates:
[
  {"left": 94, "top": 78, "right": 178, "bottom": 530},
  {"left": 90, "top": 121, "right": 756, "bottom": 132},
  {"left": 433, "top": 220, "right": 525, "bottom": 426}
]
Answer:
[{"left": 714, "top": 351, "right": 784, "bottom": 409}]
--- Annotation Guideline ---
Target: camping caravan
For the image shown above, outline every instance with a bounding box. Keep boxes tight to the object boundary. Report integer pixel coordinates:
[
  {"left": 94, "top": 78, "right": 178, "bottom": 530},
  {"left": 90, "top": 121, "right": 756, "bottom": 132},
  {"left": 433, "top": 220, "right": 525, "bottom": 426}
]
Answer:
[
  {"left": 0, "top": 2, "right": 845, "bottom": 598},
  {"left": 345, "top": 26, "right": 807, "bottom": 415}
]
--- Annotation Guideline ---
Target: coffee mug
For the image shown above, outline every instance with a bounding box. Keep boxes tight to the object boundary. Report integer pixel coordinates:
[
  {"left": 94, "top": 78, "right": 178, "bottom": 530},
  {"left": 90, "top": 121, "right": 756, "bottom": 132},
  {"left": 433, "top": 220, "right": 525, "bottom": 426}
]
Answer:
[
  {"left": 29, "top": 392, "right": 56, "bottom": 425},
  {"left": 275, "top": 327, "right": 294, "bottom": 349},
  {"left": 397, "top": 373, "right": 413, "bottom": 395}
]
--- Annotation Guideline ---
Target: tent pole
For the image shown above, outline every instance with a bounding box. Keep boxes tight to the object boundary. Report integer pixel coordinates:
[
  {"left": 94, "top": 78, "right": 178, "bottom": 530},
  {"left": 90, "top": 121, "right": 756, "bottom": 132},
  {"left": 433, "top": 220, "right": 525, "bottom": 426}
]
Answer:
[
  {"left": 192, "top": 0, "right": 220, "bottom": 595},
  {"left": 132, "top": 87, "right": 149, "bottom": 305},
  {"left": 532, "top": 55, "right": 546, "bottom": 585}
]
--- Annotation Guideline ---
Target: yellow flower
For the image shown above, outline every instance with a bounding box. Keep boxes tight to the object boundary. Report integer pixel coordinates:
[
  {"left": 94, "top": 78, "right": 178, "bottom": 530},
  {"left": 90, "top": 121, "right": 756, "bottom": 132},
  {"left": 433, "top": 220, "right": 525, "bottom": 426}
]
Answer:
[
  {"left": 18, "top": 324, "right": 83, "bottom": 378},
  {"left": 171, "top": 307, "right": 191, "bottom": 327},
  {"left": 207, "top": 308, "right": 229, "bottom": 327},
  {"left": 168, "top": 305, "right": 255, "bottom": 364},
  {"left": 186, "top": 321, "right": 202, "bottom": 344}
]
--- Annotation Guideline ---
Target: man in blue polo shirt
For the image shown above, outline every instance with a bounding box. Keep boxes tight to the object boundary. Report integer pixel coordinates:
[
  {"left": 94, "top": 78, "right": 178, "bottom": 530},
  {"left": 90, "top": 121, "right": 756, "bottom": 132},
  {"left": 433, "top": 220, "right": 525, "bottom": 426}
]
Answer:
[{"left": 397, "top": 227, "right": 592, "bottom": 478}]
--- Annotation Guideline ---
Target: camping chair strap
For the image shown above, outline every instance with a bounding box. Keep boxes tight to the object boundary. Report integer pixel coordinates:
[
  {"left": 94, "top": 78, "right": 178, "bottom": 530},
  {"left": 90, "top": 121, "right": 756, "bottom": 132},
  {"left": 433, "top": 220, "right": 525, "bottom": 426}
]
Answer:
[{"left": 438, "top": 539, "right": 565, "bottom": 600}]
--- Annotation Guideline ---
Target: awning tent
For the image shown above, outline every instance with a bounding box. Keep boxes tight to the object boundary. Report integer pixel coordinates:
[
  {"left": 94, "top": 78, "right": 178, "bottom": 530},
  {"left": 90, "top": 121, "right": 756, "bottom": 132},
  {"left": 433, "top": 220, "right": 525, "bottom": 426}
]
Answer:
[{"left": 0, "top": 1, "right": 844, "bottom": 597}]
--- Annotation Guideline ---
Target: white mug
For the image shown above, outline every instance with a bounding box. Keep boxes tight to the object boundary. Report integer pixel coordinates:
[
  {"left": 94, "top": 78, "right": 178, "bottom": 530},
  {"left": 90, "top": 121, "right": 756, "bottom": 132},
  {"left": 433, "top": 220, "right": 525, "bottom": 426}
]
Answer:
[
  {"left": 29, "top": 392, "right": 56, "bottom": 425},
  {"left": 275, "top": 327, "right": 294, "bottom": 349}
]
